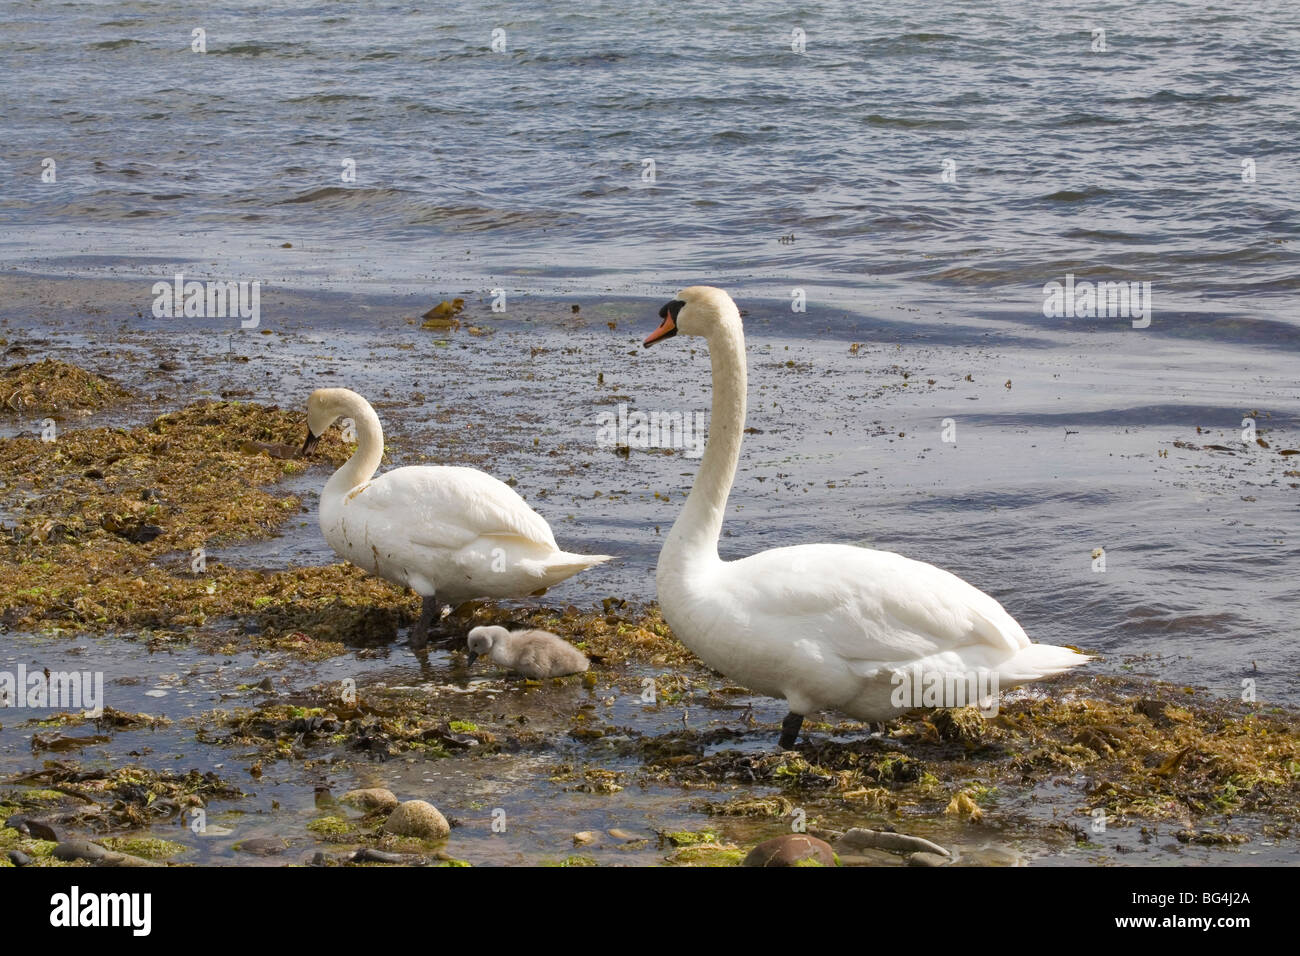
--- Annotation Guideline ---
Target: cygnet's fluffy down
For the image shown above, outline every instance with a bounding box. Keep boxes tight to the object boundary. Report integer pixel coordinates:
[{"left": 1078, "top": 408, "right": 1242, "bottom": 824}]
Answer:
[{"left": 465, "top": 625, "right": 590, "bottom": 679}]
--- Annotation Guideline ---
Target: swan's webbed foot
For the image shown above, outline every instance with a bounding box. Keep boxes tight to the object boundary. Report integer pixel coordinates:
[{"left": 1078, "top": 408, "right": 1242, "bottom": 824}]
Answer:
[
  {"left": 778, "top": 712, "right": 804, "bottom": 750},
  {"left": 409, "top": 595, "right": 440, "bottom": 649}
]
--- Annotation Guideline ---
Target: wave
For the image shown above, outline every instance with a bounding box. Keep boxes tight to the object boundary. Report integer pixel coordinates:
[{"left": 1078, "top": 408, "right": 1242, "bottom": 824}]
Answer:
[
  {"left": 89, "top": 38, "right": 143, "bottom": 50},
  {"left": 1038, "top": 187, "right": 1112, "bottom": 202},
  {"left": 862, "top": 113, "right": 969, "bottom": 129},
  {"left": 274, "top": 186, "right": 409, "bottom": 207}
]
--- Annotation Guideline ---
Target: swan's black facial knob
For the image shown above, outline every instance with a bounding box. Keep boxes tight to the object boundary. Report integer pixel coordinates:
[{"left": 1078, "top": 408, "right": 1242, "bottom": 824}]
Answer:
[
  {"left": 644, "top": 299, "right": 685, "bottom": 347},
  {"left": 300, "top": 427, "right": 321, "bottom": 457}
]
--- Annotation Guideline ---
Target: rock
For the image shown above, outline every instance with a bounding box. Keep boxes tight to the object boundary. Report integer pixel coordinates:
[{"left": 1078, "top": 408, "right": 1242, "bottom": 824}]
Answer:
[
  {"left": 101, "top": 850, "right": 156, "bottom": 867},
  {"left": 53, "top": 839, "right": 109, "bottom": 863},
  {"left": 14, "top": 817, "right": 62, "bottom": 842},
  {"left": 341, "top": 788, "right": 400, "bottom": 813},
  {"left": 234, "top": 837, "right": 289, "bottom": 856},
  {"left": 607, "top": 829, "right": 639, "bottom": 842},
  {"left": 350, "top": 847, "right": 424, "bottom": 865},
  {"left": 835, "top": 849, "right": 902, "bottom": 867},
  {"left": 742, "top": 834, "right": 837, "bottom": 868},
  {"left": 907, "top": 851, "right": 953, "bottom": 867},
  {"left": 383, "top": 800, "right": 450, "bottom": 841},
  {"left": 838, "top": 827, "right": 950, "bottom": 858},
  {"left": 7, "top": 850, "right": 31, "bottom": 867},
  {"left": 51, "top": 840, "right": 152, "bottom": 866},
  {"left": 573, "top": 831, "right": 598, "bottom": 846},
  {"left": 962, "top": 845, "right": 1024, "bottom": 866},
  {"left": 256, "top": 676, "right": 275, "bottom": 692}
]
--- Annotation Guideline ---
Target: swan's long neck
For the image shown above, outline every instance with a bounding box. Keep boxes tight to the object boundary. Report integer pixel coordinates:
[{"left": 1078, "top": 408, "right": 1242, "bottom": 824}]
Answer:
[
  {"left": 661, "top": 312, "right": 747, "bottom": 575},
  {"left": 324, "top": 395, "right": 384, "bottom": 497}
]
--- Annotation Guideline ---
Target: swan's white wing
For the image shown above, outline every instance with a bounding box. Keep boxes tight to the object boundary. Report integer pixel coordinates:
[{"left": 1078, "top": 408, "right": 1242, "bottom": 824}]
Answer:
[
  {"left": 348, "top": 465, "right": 559, "bottom": 551},
  {"left": 722, "top": 543, "right": 1028, "bottom": 673}
]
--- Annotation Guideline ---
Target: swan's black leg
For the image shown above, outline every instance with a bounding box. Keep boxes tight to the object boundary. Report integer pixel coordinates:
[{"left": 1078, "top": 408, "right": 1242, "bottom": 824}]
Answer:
[
  {"left": 410, "top": 595, "right": 438, "bottom": 649},
  {"left": 778, "top": 712, "right": 804, "bottom": 750}
]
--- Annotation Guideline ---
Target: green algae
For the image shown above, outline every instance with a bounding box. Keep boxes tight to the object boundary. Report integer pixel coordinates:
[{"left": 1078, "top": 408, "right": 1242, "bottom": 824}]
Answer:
[
  {"left": 307, "top": 816, "right": 357, "bottom": 838},
  {"left": 664, "top": 843, "right": 745, "bottom": 866},
  {"left": 664, "top": 829, "right": 718, "bottom": 847},
  {"left": 99, "top": 837, "right": 189, "bottom": 860}
]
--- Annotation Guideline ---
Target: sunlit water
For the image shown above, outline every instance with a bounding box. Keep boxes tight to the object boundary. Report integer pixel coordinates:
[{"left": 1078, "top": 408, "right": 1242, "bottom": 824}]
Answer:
[{"left": 1, "top": 0, "right": 1298, "bottom": 314}]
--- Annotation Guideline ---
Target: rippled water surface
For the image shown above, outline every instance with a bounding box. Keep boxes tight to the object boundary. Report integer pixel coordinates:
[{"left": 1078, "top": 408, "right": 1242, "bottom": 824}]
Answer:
[{"left": 2, "top": 0, "right": 1299, "bottom": 309}]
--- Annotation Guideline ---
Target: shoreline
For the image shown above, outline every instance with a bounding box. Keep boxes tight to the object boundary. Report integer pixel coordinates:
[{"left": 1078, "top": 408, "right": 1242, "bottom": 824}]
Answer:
[{"left": 1, "top": 274, "right": 1297, "bottom": 867}]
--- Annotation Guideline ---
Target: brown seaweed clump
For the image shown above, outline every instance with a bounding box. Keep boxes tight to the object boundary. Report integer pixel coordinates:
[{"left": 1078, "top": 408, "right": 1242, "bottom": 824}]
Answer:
[
  {"left": 0, "top": 359, "right": 133, "bottom": 416},
  {"left": 0, "top": 399, "right": 369, "bottom": 646},
  {"left": 637, "top": 676, "right": 1300, "bottom": 836},
  {"left": 195, "top": 695, "right": 514, "bottom": 763},
  {"left": 1, "top": 763, "right": 243, "bottom": 835}
]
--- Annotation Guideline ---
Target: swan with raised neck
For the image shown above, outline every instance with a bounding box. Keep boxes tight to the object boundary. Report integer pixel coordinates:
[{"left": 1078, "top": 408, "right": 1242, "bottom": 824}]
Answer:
[{"left": 643, "top": 287, "right": 1090, "bottom": 749}]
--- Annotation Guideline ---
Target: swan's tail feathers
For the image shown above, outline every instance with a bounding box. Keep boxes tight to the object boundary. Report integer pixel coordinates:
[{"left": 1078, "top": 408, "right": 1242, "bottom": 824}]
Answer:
[
  {"left": 998, "top": 642, "right": 1094, "bottom": 684},
  {"left": 537, "top": 551, "right": 615, "bottom": 578}
]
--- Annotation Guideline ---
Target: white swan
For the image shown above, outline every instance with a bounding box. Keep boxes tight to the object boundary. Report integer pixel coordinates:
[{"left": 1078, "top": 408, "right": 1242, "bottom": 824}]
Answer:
[
  {"left": 301, "top": 388, "right": 611, "bottom": 647},
  {"left": 642, "top": 287, "right": 1091, "bottom": 748}
]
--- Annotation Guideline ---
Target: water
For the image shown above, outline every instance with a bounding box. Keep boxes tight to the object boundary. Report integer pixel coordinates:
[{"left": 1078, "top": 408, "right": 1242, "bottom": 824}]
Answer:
[{"left": 2, "top": 0, "right": 1298, "bottom": 312}]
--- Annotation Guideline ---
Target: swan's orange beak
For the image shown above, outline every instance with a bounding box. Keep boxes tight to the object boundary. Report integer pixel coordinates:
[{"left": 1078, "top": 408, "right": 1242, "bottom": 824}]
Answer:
[{"left": 643, "top": 314, "right": 676, "bottom": 347}]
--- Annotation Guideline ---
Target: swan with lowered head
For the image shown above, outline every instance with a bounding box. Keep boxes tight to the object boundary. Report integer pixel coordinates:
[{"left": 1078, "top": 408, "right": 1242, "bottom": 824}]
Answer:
[
  {"left": 642, "top": 287, "right": 1090, "bottom": 748},
  {"left": 301, "top": 388, "right": 611, "bottom": 647},
  {"left": 465, "top": 624, "right": 590, "bottom": 679}
]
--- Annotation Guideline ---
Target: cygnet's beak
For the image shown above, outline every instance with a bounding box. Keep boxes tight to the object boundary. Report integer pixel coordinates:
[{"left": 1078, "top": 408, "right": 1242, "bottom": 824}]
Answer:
[
  {"left": 466, "top": 651, "right": 479, "bottom": 667},
  {"left": 300, "top": 427, "right": 321, "bottom": 458}
]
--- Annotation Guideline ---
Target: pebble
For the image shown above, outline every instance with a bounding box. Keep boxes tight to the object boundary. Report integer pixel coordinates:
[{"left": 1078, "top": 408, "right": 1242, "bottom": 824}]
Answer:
[
  {"left": 907, "top": 851, "right": 953, "bottom": 867},
  {"left": 607, "top": 829, "right": 639, "bottom": 842},
  {"left": 341, "top": 788, "right": 400, "bottom": 813},
  {"left": 383, "top": 800, "right": 450, "bottom": 841},
  {"left": 7, "top": 850, "right": 31, "bottom": 867},
  {"left": 235, "top": 837, "right": 289, "bottom": 856},
  {"left": 573, "top": 831, "right": 598, "bottom": 846},
  {"left": 742, "top": 834, "right": 837, "bottom": 867},
  {"left": 836, "top": 849, "right": 904, "bottom": 866}
]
